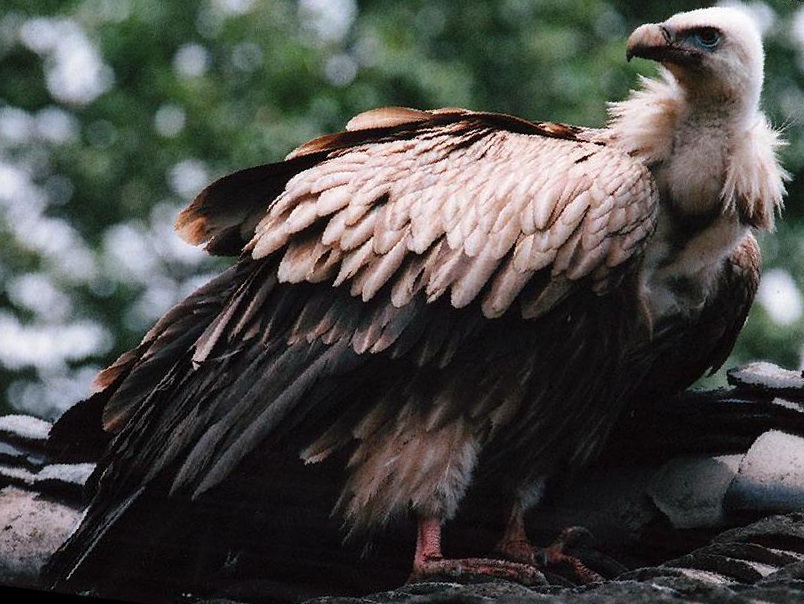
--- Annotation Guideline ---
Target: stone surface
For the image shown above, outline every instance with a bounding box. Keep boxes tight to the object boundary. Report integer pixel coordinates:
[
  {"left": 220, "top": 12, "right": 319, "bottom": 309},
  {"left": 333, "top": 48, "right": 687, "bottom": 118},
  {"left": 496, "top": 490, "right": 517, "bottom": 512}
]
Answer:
[
  {"left": 648, "top": 455, "right": 741, "bottom": 529},
  {"left": 726, "top": 431, "right": 804, "bottom": 513},
  {"left": 0, "top": 415, "right": 51, "bottom": 443},
  {"left": 0, "top": 486, "right": 82, "bottom": 588},
  {"left": 728, "top": 362, "right": 804, "bottom": 397}
]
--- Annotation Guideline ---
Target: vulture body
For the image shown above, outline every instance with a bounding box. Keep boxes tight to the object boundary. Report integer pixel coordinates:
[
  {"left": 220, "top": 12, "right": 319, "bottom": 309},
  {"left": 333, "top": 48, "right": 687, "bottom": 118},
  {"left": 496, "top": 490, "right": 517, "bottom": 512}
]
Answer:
[{"left": 45, "top": 7, "right": 785, "bottom": 601}]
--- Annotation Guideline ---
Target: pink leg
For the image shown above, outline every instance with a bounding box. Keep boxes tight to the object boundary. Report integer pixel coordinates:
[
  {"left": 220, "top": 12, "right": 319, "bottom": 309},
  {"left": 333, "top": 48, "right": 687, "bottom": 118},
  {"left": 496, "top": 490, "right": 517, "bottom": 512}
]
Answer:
[
  {"left": 408, "top": 516, "right": 546, "bottom": 586},
  {"left": 413, "top": 516, "right": 444, "bottom": 565},
  {"left": 494, "top": 502, "right": 538, "bottom": 564}
]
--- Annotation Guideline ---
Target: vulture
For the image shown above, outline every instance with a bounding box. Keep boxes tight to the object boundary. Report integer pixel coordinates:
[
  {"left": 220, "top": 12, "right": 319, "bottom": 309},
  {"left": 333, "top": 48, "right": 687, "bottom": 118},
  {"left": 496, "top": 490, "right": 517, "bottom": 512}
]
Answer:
[{"left": 45, "top": 6, "right": 786, "bottom": 600}]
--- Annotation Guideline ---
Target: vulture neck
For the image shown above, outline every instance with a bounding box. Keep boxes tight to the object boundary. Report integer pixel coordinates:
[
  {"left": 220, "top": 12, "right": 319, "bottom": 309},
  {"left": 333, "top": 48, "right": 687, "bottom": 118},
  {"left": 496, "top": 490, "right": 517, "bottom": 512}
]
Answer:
[
  {"left": 657, "top": 91, "right": 750, "bottom": 220},
  {"left": 608, "top": 69, "right": 762, "bottom": 322}
]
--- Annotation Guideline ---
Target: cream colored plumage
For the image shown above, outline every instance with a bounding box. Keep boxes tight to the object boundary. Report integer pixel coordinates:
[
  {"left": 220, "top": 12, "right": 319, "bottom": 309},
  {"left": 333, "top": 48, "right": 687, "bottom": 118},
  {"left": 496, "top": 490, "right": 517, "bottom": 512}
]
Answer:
[
  {"left": 46, "top": 6, "right": 786, "bottom": 594},
  {"left": 236, "top": 115, "right": 656, "bottom": 320}
]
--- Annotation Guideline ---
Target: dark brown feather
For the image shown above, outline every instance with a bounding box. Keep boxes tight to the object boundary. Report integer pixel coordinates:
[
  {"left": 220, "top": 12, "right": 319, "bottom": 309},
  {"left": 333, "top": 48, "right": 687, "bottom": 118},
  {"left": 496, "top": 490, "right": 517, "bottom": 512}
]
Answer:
[
  {"left": 174, "top": 156, "right": 323, "bottom": 255},
  {"left": 632, "top": 234, "right": 761, "bottom": 401}
]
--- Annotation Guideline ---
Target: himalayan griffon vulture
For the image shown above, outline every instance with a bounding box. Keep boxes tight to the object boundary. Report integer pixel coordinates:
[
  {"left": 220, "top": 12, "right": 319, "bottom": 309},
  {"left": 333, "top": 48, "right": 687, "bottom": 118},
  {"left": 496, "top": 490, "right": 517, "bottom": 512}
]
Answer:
[{"left": 46, "top": 6, "right": 786, "bottom": 595}]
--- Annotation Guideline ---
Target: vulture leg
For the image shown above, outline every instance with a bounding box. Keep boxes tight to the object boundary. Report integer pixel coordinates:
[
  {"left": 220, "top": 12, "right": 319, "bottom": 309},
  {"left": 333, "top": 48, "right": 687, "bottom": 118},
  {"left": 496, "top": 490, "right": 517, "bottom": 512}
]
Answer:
[
  {"left": 407, "top": 516, "right": 546, "bottom": 586},
  {"left": 495, "top": 505, "right": 604, "bottom": 585},
  {"left": 493, "top": 501, "right": 538, "bottom": 564}
]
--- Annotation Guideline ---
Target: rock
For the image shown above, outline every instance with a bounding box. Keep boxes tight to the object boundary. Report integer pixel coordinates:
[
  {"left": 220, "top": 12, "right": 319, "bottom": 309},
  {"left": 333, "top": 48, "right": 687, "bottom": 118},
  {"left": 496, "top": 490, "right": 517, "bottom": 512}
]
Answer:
[
  {"left": 726, "top": 431, "right": 804, "bottom": 513},
  {"left": 0, "top": 414, "right": 51, "bottom": 474},
  {"left": 0, "top": 415, "right": 89, "bottom": 588},
  {"left": 0, "top": 414, "right": 92, "bottom": 503},
  {"left": 727, "top": 362, "right": 804, "bottom": 397},
  {"left": 648, "top": 455, "right": 741, "bottom": 529},
  {"left": 0, "top": 415, "right": 51, "bottom": 442},
  {"left": 712, "top": 513, "right": 804, "bottom": 550},
  {"left": 0, "top": 486, "right": 82, "bottom": 587}
]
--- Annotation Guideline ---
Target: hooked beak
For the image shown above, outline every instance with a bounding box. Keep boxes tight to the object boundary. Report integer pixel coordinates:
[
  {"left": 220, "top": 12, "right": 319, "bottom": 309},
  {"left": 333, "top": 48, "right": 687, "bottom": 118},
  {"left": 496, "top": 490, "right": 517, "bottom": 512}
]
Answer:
[{"left": 626, "top": 22, "right": 702, "bottom": 66}]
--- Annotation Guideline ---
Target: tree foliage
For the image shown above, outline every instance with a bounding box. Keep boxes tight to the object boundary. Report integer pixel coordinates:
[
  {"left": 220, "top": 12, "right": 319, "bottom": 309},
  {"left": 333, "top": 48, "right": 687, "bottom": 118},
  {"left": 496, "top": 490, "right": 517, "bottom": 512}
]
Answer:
[{"left": 0, "top": 0, "right": 802, "bottom": 418}]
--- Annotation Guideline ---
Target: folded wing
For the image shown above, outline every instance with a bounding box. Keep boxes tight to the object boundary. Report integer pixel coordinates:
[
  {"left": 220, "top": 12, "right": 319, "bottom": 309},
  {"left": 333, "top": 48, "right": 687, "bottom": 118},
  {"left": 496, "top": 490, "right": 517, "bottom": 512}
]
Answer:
[{"left": 177, "top": 107, "right": 657, "bottom": 322}]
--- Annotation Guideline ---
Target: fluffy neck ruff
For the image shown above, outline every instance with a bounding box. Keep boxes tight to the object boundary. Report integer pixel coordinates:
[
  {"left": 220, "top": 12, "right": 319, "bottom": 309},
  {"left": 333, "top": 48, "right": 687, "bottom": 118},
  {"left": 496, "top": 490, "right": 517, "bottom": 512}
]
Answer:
[{"left": 606, "top": 67, "right": 786, "bottom": 232}]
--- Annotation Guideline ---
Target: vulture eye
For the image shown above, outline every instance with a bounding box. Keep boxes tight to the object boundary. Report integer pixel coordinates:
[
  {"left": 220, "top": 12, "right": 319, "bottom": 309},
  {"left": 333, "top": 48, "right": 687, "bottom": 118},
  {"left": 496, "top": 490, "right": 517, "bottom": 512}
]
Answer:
[{"left": 692, "top": 28, "right": 721, "bottom": 49}]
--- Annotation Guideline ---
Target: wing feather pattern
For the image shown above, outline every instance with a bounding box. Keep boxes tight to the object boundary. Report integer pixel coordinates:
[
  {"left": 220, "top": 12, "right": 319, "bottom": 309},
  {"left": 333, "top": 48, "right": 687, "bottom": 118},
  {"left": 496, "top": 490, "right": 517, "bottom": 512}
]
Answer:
[
  {"left": 47, "top": 108, "right": 661, "bottom": 593},
  {"left": 71, "top": 107, "right": 661, "bottom": 502},
  {"left": 48, "top": 109, "right": 664, "bottom": 508},
  {"left": 180, "top": 108, "right": 658, "bottom": 320}
]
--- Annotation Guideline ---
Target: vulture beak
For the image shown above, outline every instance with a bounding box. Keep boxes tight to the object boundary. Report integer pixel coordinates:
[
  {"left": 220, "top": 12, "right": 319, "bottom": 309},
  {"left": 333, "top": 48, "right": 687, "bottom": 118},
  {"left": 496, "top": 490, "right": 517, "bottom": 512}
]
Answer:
[{"left": 626, "top": 22, "right": 702, "bottom": 66}]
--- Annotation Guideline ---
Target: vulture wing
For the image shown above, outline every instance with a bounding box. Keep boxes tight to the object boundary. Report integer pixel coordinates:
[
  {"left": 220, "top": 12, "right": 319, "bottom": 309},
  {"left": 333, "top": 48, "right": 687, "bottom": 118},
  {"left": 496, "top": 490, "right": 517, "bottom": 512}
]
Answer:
[
  {"left": 177, "top": 107, "right": 657, "bottom": 319},
  {"left": 636, "top": 234, "right": 762, "bottom": 400},
  {"left": 70, "top": 108, "right": 659, "bottom": 491},
  {"left": 47, "top": 108, "right": 659, "bottom": 591},
  {"left": 703, "top": 236, "right": 762, "bottom": 375}
]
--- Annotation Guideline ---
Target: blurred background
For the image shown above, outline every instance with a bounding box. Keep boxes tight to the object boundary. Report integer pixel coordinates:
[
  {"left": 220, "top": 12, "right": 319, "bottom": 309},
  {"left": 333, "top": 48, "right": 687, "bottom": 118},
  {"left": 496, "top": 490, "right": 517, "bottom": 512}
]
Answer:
[{"left": 0, "top": 0, "right": 802, "bottom": 419}]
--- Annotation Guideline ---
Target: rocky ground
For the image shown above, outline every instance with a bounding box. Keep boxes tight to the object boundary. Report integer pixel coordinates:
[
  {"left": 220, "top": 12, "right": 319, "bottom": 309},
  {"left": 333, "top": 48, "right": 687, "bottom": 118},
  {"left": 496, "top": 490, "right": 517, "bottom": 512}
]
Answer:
[{"left": 3, "top": 361, "right": 804, "bottom": 603}]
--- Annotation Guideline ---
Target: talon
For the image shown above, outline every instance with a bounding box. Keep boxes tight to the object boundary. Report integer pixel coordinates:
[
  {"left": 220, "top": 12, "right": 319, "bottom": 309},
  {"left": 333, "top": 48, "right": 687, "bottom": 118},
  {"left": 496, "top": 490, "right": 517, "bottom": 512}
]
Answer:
[
  {"left": 409, "top": 556, "right": 547, "bottom": 586},
  {"left": 493, "top": 504, "right": 605, "bottom": 585},
  {"left": 493, "top": 538, "right": 538, "bottom": 565},
  {"left": 411, "top": 516, "right": 547, "bottom": 586},
  {"left": 540, "top": 526, "right": 604, "bottom": 584}
]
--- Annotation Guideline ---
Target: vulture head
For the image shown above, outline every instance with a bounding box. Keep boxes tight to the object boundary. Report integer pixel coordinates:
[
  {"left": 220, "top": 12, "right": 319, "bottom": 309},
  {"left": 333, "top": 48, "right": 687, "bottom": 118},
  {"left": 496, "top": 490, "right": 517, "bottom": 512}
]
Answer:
[{"left": 626, "top": 7, "right": 764, "bottom": 111}]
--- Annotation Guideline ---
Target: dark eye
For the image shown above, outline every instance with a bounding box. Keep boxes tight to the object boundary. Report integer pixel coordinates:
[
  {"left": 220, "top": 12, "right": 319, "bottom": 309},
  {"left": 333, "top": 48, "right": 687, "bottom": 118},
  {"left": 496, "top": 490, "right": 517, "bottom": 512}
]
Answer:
[{"left": 693, "top": 28, "right": 721, "bottom": 49}]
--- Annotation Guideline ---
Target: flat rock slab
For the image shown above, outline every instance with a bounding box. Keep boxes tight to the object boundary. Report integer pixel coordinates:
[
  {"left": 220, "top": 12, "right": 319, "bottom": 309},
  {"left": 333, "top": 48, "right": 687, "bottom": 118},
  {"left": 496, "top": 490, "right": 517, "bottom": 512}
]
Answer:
[
  {"left": 726, "top": 431, "right": 804, "bottom": 512},
  {"left": 728, "top": 363, "right": 804, "bottom": 398},
  {"left": 0, "top": 486, "right": 82, "bottom": 587},
  {"left": 648, "top": 455, "right": 741, "bottom": 529}
]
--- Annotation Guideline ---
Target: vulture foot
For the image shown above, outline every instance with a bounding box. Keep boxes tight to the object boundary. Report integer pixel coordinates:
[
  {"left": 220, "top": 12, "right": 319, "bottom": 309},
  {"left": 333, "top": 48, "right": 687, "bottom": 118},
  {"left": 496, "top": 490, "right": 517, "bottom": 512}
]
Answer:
[
  {"left": 496, "top": 504, "right": 604, "bottom": 585},
  {"left": 538, "top": 526, "right": 605, "bottom": 585},
  {"left": 495, "top": 525, "right": 604, "bottom": 585},
  {"left": 410, "top": 516, "right": 547, "bottom": 586},
  {"left": 408, "top": 556, "right": 547, "bottom": 586}
]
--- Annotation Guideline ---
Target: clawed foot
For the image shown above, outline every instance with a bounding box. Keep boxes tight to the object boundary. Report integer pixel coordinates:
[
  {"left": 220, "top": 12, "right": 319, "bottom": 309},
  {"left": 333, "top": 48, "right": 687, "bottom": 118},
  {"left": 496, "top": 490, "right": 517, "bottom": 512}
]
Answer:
[
  {"left": 408, "top": 555, "right": 547, "bottom": 586},
  {"left": 539, "top": 526, "right": 605, "bottom": 584},
  {"left": 495, "top": 526, "right": 604, "bottom": 585},
  {"left": 409, "top": 516, "right": 603, "bottom": 588}
]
